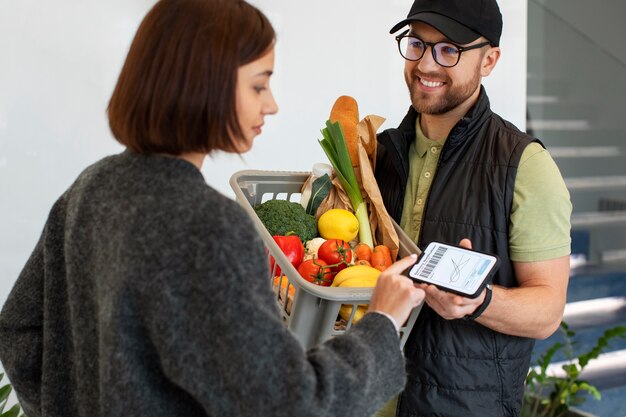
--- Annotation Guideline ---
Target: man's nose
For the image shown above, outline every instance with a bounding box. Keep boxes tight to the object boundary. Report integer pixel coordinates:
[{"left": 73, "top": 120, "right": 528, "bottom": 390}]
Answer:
[{"left": 417, "top": 45, "right": 440, "bottom": 72}]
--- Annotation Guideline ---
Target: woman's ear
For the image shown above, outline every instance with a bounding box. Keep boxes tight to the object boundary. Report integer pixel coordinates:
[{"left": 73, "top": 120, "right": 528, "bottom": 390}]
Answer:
[{"left": 480, "top": 46, "right": 501, "bottom": 77}]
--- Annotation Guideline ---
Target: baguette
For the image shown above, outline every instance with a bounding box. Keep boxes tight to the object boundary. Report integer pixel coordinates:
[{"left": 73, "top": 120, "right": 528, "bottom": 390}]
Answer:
[{"left": 329, "top": 95, "right": 360, "bottom": 168}]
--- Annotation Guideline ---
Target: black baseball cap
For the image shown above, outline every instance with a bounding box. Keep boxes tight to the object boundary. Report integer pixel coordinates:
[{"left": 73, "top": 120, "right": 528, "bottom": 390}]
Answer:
[{"left": 390, "top": 0, "right": 503, "bottom": 46}]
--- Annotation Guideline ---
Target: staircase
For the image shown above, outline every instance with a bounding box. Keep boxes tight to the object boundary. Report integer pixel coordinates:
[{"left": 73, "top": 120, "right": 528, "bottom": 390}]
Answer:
[{"left": 527, "top": 1, "right": 626, "bottom": 416}]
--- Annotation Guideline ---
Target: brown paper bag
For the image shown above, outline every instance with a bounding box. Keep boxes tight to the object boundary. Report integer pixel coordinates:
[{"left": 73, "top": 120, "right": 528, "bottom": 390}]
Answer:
[{"left": 315, "top": 114, "right": 400, "bottom": 261}]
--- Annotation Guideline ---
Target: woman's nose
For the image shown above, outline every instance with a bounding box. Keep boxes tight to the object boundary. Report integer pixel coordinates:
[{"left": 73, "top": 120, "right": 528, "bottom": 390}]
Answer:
[{"left": 264, "top": 90, "right": 279, "bottom": 115}]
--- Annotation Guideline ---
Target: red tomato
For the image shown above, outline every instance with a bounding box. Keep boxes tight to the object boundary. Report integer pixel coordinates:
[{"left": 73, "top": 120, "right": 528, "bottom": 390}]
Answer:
[
  {"left": 317, "top": 239, "right": 352, "bottom": 273},
  {"left": 297, "top": 259, "right": 334, "bottom": 286}
]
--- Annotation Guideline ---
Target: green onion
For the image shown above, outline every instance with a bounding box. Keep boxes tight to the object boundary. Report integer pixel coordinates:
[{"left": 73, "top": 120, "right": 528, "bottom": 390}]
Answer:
[{"left": 318, "top": 120, "right": 374, "bottom": 248}]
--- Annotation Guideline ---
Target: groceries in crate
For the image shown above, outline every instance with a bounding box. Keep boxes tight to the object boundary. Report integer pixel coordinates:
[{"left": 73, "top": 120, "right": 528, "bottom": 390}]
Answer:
[
  {"left": 303, "top": 237, "right": 326, "bottom": 261},
  {"left": 259, "top": 200, "right": 396, "bottom": 318},
  {"left": 371, "top": 245, "right": 393, "bottom": 271},
  {"left": 331, "top": 265, "right": 381, "bottom": 322},
  {"left": 318, "top": 100, "right": 374, "bottom": 248},
  {"left": 317, "top": 208, "right": 359, "bottom": 242},
  {"left": 253, "top": 95, "right": 400, "bottom": 278},
  {"left": 269, "top": 235, "right": 304, "bottom": 277},
  {"left": 316, "top": 95, "right": 401, "bottom": 260},
  {"left": 253, "top": 199, "right": 317, "bottom": 242},
  {"left": 329, "top": 96, "right": 361, "bottom": 170},
  {"left": 300, "top": 162, "right": 333, "bottom": 210},
  {"left": 252, "top": 95, "right": 409, "bottom": 324},
  {"left": 331, "top": 265, "right": 379, "bottom": 287},
  {"left": 318, "top": 239, "right": 352, "bottom": 273},
  {"left": 297, "top": 239, "right": 353, "bottom": 285},
  {"left": 272, "top": 275, "right": 295, "bottom": 312},
  {"left": 297, "top": 259, "right": 334, "bottom": 286},
  {"left": 354, "top": 242, "right": 372, "bottom": 263}
]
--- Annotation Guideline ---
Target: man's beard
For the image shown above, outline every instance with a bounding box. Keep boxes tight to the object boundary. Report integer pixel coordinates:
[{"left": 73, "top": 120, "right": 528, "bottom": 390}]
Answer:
[{"left": 406, "top": 69, "right": 481, "bottom": 115}]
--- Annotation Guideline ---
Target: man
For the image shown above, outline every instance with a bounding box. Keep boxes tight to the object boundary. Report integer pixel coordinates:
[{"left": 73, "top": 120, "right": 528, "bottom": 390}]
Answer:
[{"left": 374, "top": 0, "right": 572, "bottom": 416}]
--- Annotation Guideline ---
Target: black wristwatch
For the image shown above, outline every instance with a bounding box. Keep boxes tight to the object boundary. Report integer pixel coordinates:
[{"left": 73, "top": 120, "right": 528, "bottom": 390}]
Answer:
[{"left": 465, "top": 283, "right": 493, "bottom": 321}]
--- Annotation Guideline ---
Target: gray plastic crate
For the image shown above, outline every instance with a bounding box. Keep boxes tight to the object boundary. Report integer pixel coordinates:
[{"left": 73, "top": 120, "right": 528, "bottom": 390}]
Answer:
[{"left": 230, "top": 170, "right": 422, "bottom": 349}]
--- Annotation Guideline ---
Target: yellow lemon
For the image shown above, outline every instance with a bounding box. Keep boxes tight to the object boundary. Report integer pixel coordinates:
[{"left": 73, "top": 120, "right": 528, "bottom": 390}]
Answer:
[{"left": 317, "top": 208, "right": 359, "bottom": 242}]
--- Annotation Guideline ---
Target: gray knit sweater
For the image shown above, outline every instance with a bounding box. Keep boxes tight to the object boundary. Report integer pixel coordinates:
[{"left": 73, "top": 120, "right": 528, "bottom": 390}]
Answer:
[{"left": 0, "top": 151, "right": 405, "bottom": 417}]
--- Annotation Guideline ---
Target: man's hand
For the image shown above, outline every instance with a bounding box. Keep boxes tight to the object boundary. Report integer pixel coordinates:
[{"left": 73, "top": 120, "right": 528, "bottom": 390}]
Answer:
[
  {"left": 416, "top": 238, "right": 570, "bottom": 338},
  {"left": 415, "top": 238, "right": 485, "bottom": 320},
  {"left": 416, "top": 283, "right": 487, "bottom": 320}
]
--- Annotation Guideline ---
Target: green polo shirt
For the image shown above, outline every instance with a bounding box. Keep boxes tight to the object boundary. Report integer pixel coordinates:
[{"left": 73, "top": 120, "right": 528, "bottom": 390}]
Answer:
[{"left": 400, "top": 119, "right": 572, "bottom": 262}]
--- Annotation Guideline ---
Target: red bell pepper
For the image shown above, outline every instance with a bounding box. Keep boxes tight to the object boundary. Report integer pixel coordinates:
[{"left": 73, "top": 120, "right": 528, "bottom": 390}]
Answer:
[{"left": 269, "top": 235, "right": 305, "bottom": 276}]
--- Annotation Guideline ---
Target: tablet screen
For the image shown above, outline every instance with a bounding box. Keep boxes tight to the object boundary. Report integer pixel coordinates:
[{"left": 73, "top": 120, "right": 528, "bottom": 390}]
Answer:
[{"left": 408, "top": 242, "right": 499, "bottom": 297}]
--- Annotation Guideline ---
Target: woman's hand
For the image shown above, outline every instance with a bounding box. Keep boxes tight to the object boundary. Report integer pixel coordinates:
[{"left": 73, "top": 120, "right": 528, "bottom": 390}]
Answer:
[{"left": 368, "top": 254, "right": 425, "bottom": 327}]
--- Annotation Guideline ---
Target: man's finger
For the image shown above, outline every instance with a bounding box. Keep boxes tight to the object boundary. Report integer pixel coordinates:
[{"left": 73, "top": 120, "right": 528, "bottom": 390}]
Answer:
[{"left": 458, "top": 238, "right": 473, "bottom": 249}]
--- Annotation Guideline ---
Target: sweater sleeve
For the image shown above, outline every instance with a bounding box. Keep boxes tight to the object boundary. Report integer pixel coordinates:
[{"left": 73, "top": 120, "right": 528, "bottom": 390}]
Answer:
[
  {"left": 0, "top": 232, "right": 44, "bottom": 417},
  {"left": 138, "top": 202, "right": 406, "bottom": 417}
]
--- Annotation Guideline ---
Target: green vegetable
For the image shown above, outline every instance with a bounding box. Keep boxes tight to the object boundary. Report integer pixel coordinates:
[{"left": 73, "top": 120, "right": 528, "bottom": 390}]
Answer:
[
  {"left": 318, "top": 120, "right": 374, "bottom": 248},
  {"left": 305, "top": 173, "right": 332, "bottom": 216},
  {"left": 254, "top": 200, "right": 318, "bottom": 242}
]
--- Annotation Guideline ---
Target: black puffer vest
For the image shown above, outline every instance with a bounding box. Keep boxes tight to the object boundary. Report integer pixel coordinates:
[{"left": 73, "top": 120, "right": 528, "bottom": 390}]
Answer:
[{"left": 375, "top": 88, "right": 539, "bottom": 417}]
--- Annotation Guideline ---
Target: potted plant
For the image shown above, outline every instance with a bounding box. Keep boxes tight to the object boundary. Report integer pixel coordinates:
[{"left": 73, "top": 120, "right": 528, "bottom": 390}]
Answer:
[
  {"left": 522, "top": 322, "right": 626, "bottom": 417},
  {"left": 0, "top": 373, "right": 24, "bottom": 417}
]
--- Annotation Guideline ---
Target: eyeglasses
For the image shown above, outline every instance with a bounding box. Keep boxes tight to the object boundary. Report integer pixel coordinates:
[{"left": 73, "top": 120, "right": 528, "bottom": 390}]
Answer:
[{"left": 395, "top": 30, "right": 492, "bottom": 68}]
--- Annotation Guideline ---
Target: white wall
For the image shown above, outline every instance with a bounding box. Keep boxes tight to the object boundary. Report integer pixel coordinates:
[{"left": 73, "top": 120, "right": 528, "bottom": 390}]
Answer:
[{"left": 0, "top": 0, "right": 526, "bottom": 304}]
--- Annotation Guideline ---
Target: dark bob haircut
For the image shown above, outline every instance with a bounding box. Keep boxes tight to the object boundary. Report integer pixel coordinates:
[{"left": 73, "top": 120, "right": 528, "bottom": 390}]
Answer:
[{"left": 107, "top": 0, "right": 275, "bottom": 155}]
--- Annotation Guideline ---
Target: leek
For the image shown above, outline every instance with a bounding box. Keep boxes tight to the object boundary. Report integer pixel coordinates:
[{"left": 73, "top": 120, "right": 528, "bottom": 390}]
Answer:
[{"left": 318, "top": 120, "right": 374, "bottom": 248}]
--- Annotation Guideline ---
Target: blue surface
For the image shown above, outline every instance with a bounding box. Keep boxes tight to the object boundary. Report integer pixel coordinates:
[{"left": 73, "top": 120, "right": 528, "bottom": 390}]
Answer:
[
  {"left": 566, "top": 267, "right": 626, "bottom": 303},
  {"left": 573, "top": 387, "right": 626, "bottom": 417},
  {"left": 530, "top": 267, "right": 626, "bottom": 417}
]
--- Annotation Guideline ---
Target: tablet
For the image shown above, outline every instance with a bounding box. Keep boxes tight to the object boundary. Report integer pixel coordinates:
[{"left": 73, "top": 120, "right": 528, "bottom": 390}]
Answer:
[{"left": 407, "top": 242, "right": 500, "bottom": 298}]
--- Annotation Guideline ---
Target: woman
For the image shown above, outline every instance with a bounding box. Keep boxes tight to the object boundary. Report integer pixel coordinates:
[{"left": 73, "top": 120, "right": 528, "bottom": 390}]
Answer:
[{"left": 0, "top": 1, "right": 424, "bottom": 416}]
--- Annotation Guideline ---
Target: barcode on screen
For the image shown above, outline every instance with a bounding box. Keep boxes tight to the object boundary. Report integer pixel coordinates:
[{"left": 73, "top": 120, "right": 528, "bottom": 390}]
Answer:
[{"left": 418, "top": 246, "right": 448, "bottom": 278}]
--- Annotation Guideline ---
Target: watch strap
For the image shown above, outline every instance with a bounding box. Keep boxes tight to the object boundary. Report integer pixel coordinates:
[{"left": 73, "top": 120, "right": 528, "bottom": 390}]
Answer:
[{"left": 465, "top": 283, "right": 493, "bottom": 321}]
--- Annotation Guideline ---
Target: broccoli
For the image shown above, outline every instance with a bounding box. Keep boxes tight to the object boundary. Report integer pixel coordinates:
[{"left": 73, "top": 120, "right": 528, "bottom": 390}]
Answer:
[{"left": 254, "top": 199, "right": 317, "bottom": 242}]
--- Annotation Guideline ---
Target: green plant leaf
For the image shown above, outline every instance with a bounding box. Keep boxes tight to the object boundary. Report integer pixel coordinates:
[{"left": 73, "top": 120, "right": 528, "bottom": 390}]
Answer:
[
  {"left": 561, "top": 363, "right": 580, "bottom": 378},
  {"left": 0, "top": 404, "right": 21, "bottom": 417},
  {"left": 0, "top": 386, "right": 12, "bottom": 406},
  {"left": 523, "top": 322, "right": 626, "bottom": 417},
  {"left": 305, "top": 174, "right": 332, "bottom": 216},
  {"left": 0, "top": 374, "right": 24, "bottom": 417},
  {"left": 578, "top": 325, "right": 626, "bottom": 368},
  {"left": 560, "top": 321, "right": 574, "bottom": 338},
  {"left": 540, "top": 342, "right": 563, "bottom": 370}
]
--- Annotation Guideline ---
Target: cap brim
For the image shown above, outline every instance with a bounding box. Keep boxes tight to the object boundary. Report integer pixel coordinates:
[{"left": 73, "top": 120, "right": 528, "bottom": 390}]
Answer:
[{"left": 389, "top": 12, "right": 480, "bottom": 45}]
